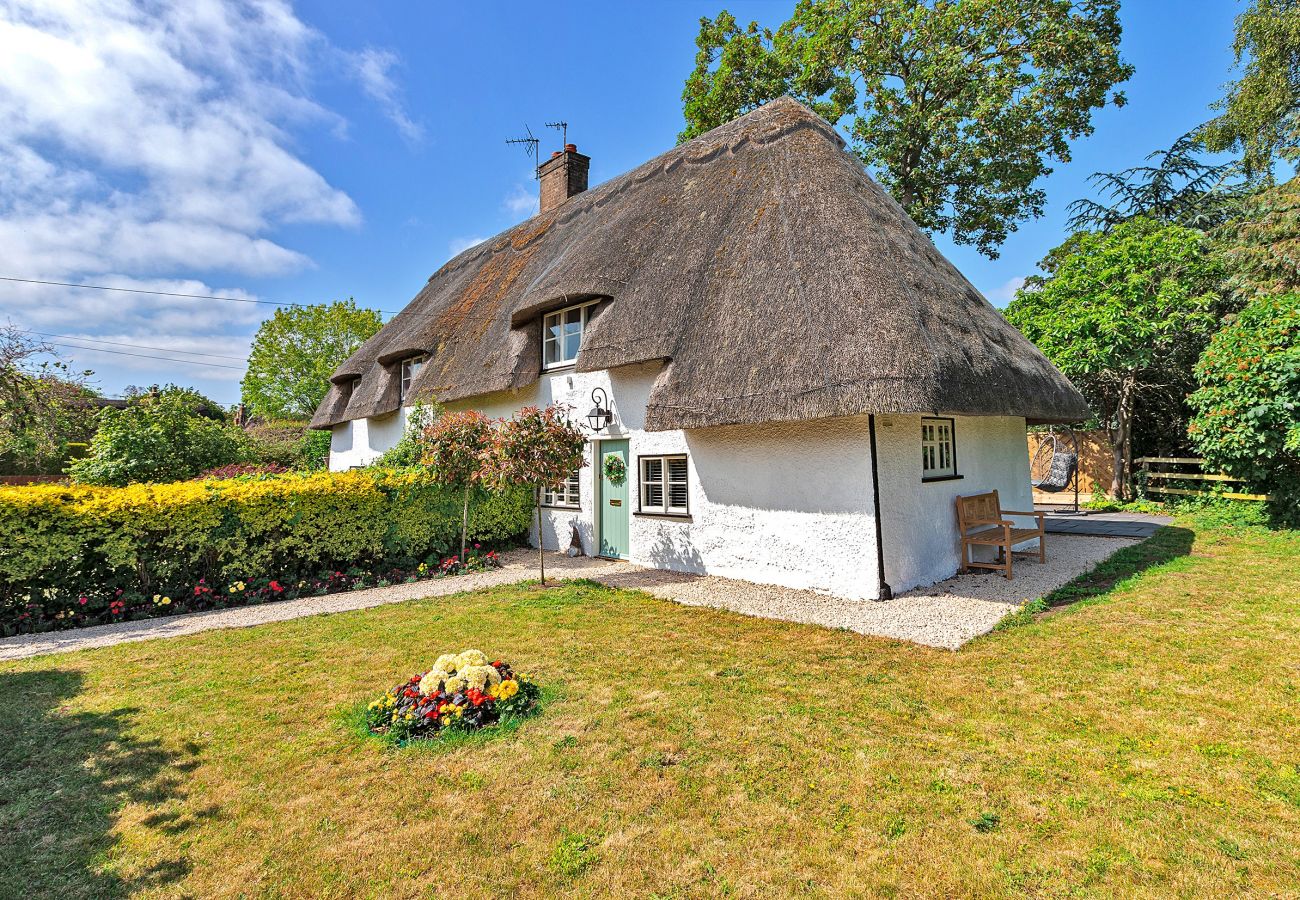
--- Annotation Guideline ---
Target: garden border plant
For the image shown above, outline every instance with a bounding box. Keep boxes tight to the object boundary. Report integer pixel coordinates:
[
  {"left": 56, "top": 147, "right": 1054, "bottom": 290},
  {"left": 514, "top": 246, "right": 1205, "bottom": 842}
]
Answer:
[{"left": 0, "top": 469, "right": 531, "bottom": 635}]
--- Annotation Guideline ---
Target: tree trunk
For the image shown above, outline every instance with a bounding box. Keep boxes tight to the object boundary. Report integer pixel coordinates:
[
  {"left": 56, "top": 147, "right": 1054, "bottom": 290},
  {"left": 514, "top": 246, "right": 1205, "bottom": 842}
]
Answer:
[
  {"left": 1108, "top": 375, "right": 1135, "bottom": 501},
  {"left": 460, "top": 484, "right": 470, "bottom": 561},
  {"left": 536, "top": 502, "right": 545, "bottom": 585}
]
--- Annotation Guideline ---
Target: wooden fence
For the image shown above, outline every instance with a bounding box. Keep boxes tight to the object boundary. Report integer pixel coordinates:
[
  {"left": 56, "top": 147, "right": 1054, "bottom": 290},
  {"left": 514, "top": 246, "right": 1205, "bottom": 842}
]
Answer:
[{"left": 1135, "top": 457, "right": 1272, "bottom": 502}]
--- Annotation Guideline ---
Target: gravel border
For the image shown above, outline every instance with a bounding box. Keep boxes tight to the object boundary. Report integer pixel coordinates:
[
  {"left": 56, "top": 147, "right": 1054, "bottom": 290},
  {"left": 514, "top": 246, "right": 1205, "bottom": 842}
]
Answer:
[
  {"left": 0, "top": 550, "right": 636, "bottom": 662},
  {"left": 0, "top": 534, "right": 1137, "bottom": 660},
  {"left": 629, "top": 534, "right": 1137, "bottom": 650}
]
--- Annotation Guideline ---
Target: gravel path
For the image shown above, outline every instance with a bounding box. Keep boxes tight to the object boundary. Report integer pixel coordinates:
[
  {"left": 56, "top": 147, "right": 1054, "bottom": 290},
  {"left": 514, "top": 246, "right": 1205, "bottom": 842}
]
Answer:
[
  {"left": 0, "top": 550, "right": 637, "bottom": 662},
  {"left": 605, "top": 534, "right": 1137, "bottom": 650},
  {"left": 0, "top": 534, "right": 1136, "bottom": 660}
]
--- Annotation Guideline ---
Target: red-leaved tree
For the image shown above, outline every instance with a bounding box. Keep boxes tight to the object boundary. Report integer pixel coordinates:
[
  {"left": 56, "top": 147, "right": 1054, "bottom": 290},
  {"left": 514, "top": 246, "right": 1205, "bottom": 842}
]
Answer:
[
  {"left": 487, "top": 405, "right": 587, "bottom": 583},
  {"left": 422, "top": 410, "right": 494, "bottom": 560}
]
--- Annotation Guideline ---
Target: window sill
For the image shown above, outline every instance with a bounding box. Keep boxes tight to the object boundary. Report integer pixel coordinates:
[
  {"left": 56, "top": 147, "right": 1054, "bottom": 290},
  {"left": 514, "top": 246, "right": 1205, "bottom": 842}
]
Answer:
[
  {"left": 542, "top": 362, "right": 577, "bottom": 373},
  {"left": 539, "top": 504, "right": 581, "bottom": 511},
  {"left": 921, "top": 474, "right": 964, "bottom": 483},
  {"left": 634, "top": 511, "right": 693, "bottom": 522}
]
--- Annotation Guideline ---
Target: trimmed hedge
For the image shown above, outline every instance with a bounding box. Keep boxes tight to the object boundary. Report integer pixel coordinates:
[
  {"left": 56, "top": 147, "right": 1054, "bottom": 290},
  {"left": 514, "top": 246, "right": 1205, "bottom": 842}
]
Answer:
[{"left": 0, "top": 470, "right": 533, "bottom": 634}]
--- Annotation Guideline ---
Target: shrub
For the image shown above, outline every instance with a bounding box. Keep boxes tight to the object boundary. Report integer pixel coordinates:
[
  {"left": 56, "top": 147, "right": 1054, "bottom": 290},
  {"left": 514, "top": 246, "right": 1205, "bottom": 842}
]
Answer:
[
  {"left": 364, "top": 650, "right": 541, "bottom": 744},
  {"left": 196, "top": 463, "right": 290, "bottom": 480},
  {"left": 1188, "top": 292, "right": 1300, "bottom": 524},
  {"left": 67, "top": 388, "right": 248, "bottom": 485},
  {"left": 0, "top": 470, "right": 533, "bottom": 634}
]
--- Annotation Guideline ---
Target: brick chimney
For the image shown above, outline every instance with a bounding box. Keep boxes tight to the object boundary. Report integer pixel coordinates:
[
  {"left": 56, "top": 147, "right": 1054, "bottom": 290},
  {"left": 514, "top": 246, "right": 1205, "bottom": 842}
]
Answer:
[{"left": 537, "top": 143, "right": 589, "bottom": 213}]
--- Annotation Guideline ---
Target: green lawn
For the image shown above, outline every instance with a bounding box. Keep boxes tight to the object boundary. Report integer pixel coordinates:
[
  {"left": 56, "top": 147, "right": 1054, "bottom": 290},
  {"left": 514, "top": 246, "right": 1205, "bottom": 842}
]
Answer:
[{"left": 2, "top": 520, "right": 1299, "bottom": 898}]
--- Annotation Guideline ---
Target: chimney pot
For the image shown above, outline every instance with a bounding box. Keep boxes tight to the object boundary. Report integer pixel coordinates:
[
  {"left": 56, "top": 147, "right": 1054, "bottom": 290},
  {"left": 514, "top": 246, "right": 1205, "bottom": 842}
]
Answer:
[{"left": 537, "top": 144, "right": 590, "bottom": 213}]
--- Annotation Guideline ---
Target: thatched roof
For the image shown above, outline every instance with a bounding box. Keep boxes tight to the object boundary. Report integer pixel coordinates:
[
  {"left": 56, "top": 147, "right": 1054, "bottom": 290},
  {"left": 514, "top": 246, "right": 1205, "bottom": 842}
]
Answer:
[{"left": 312, "top": 97, "right": 1089, "bottom": 431}]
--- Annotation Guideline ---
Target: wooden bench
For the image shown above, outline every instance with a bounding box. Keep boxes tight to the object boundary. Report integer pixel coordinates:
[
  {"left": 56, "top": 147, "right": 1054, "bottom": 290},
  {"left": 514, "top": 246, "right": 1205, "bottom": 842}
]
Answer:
[{"left": 955, "top": 490, "right": 1046, "bottom": 579}]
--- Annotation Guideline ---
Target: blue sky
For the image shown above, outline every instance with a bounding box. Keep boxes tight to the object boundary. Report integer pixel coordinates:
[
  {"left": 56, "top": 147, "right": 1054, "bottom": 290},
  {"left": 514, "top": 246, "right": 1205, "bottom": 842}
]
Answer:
[{"left": 0, "top": 0, "right": 1243, "bottom": 406}]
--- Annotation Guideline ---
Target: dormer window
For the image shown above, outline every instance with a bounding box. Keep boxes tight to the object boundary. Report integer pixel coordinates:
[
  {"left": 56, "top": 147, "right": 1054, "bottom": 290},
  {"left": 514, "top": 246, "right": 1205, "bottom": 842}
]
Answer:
[
  {"left": 543, "top": 300, "right": 598, "bottom": 369},
  {"left": 399, "top": 354, "right": 426, "bottom": 402}
]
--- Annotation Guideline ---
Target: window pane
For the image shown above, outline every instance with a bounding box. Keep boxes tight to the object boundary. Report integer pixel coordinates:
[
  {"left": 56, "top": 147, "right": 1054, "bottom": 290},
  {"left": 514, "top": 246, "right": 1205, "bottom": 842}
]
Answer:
[
  {"left": 563, "top": 329, "right": 581, "bottom": 361},
  {"left": 667, "top": 457, "right": 688, "bottom": 482},
  {"left": 644, "top": 483, "right": 664, "bottom": 508},
  {"left": 642, "top": 458, "right": 663, "bottom": 483},
  {"left": 668, "top": 483, "right": 688, "bottom": 510}
]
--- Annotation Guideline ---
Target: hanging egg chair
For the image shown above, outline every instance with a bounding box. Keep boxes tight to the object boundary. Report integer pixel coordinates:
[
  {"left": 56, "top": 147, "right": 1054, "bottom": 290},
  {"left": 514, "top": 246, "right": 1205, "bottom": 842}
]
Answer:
[{"left": 1030, "top": 427, "right": 1081, "bottom": 513}]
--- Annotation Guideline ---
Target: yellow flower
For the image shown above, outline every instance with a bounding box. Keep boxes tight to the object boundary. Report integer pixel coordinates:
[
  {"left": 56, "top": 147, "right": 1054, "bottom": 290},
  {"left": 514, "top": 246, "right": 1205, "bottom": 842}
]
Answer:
[{"left": 497, "top": 679, "right": 519, "bottom": 700}]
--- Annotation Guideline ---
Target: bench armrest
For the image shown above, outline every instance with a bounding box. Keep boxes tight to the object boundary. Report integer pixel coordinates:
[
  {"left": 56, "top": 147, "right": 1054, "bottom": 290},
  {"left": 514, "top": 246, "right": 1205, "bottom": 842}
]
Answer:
[{"left": 1000, "top": 509, "right": 1045, "bottom": 522}]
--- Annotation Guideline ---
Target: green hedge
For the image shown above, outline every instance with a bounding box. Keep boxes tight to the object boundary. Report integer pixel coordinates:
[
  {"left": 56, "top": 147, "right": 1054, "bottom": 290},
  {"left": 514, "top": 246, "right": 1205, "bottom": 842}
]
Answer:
[{"left": 0, "top": 470, "right": 533, "bottom": 634}]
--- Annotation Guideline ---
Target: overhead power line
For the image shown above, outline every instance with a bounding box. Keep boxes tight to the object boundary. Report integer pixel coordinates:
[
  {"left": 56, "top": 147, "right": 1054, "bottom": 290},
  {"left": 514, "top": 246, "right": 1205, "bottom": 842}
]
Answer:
[
  {"left": 46, "top": 341, "right": 247, "bottom": 370},
  {"left": 25, "top": 330, "right": 247, "bottom": 362},
  {"left": 0, "top": 275, "right": 402, "bottom": 316}
]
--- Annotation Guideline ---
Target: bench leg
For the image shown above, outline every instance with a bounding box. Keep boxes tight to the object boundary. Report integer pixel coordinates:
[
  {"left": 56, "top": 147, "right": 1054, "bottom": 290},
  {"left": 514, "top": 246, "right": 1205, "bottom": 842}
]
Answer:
[
  {"left": 960, "top": 540, "right": 970, "bottom": 574},
  {"left": 1005, "top": 548, "right": 1013, "bottom": 580}
]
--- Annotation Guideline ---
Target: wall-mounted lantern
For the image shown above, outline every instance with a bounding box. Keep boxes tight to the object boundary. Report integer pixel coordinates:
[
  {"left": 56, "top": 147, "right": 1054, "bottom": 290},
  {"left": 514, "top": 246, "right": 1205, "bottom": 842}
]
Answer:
[{"left": 586, "top": 387, "right": 613, "bottom": 432}]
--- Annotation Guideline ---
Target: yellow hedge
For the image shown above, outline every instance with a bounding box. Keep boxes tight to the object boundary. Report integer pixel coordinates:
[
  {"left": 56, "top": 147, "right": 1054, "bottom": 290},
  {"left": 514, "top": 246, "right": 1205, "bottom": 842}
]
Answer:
[{"left": 0, "top": 470, "right": 532, "bottom": 630}]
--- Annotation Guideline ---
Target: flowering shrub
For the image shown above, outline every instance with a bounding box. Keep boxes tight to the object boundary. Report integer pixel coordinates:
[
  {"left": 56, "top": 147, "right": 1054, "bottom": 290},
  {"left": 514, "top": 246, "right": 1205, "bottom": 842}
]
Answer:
[
  {"left": 434, "top": 544, "right": 501, "bottom": 576},
  {"left": 365, "top": 650, "right": 541, "bottom": 743},
  {"left": 195, "top": 462, "right": 290, "bottom": 480},
  {"left": 0, "top": 470, "right": 532, "bottom": 634}
]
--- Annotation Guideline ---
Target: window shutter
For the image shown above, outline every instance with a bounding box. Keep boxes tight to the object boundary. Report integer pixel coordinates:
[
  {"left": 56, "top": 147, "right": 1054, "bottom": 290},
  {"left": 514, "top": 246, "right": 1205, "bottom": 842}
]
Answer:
[{"left": 667, "top": 457, "right": 688, "bottom": 511}]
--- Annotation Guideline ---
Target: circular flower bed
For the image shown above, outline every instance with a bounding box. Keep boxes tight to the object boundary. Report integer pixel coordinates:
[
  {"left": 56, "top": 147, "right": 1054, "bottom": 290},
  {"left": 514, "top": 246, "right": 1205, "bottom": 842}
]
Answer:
[{"left": 365, "top": 649, "right": 540, "bottom": 743}]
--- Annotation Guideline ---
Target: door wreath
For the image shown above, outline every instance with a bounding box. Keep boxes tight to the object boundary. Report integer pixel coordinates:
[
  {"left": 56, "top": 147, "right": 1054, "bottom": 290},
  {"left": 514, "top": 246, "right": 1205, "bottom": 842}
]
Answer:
[{"left": 603, "top": 454, "right": 627, "bottom": 486}]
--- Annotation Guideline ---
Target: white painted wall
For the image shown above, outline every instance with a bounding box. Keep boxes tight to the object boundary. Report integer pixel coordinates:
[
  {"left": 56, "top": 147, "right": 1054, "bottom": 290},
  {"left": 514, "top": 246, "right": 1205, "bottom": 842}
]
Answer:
[
  {"left": 873, "top": 413, "right": 1037, "bottom": 593},
  {"left": 328, "top": 363, "right": 1035, "bottom": 600},
  {"left": 329, "top": 411, "right": 407, "bottom": 471}
]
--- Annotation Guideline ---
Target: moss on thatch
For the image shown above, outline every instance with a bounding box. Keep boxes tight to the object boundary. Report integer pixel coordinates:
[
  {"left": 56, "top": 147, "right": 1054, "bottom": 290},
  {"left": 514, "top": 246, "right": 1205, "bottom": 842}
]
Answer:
[{"left": 312, "top": 97, "right": 1089, "bottom": 432}]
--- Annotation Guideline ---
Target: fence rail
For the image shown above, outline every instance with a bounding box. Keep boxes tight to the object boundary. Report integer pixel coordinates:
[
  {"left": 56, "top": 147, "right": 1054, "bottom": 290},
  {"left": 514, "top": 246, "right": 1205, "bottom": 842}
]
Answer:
[{"left": 1135, "top": 457, "right": 1272, "bottom": 503}]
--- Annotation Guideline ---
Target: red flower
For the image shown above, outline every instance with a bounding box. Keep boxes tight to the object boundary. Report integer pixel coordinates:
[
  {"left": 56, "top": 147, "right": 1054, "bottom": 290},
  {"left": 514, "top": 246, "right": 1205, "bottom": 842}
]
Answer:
[
  {"left": 78, "top": 596, "right": 88, "bottom": 605},
  {"left": 269, "top": 580, "right": 283, "bottom": 593}
]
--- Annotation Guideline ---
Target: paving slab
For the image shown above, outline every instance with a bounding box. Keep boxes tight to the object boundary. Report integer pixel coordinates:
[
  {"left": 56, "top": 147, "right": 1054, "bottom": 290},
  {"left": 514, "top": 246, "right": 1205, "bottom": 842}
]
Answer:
[{"left": 1038, "top": 509, "right": 1173, "bottom": 539}]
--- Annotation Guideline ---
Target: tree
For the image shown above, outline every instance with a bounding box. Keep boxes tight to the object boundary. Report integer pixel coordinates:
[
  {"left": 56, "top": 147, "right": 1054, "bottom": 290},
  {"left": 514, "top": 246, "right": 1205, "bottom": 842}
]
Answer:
[
  {"left": 241, "top": 300, "right": 383, "bottom": 420},
  {"left": 1188, "top": 293, "right": 1300, "bottom": 524},
  {"left": 68, "top": 386, "right": 250, "bottom": 486},
  {"left": 0, "top": 327, "right": 98, "bottom": 475},
  {"left": 486, "top": 406, "right": 587, "bottom": 584},
  {"left": 1004, "top": 219, "right": 1225, "bottom": 499},
  {"left": 1218, "top": 175, "right": 1300, "bottom": 300},
  {"left": 422, "top": 410, "right": 494, "bottom": 561},
  {"left": 680, "top": 0, "right": 1133, "bottom": 257},
  {"left": 1201, "top": 0, "right": 1300, "bottom": 179},
  {"left": 1066, "top": 132, "right": 1250, "bottom": 233}
]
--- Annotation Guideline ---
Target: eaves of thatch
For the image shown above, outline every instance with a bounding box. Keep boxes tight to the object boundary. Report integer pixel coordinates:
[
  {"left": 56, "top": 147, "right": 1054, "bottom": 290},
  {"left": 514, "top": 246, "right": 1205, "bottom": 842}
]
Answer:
[{"left": 311, "top": 97, "right": 1090, "bottom": 432}]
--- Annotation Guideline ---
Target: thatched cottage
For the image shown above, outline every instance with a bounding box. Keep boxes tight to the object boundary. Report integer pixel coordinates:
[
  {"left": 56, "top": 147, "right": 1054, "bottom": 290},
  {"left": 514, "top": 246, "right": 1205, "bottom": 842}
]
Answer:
[{"left": 311, "top": 97, "right": 1089, "bottom": 599}]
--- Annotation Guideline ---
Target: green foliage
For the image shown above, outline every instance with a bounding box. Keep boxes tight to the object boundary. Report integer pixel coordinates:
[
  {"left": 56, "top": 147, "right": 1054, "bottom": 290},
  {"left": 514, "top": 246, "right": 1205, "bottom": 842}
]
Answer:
[
  {"left": 241, "top": 300, "right": 383, "bottom": 419},
  {"left": 1067, "top": 132, "right": 1250, "bottom": 233},
  {"left": 67, "top": 387, "right": 249, "bottom": 486},
  {"left": 1188, "top": 293, "right": 1300, "bottom": 523},
  {"left": 371, "top": 403, "right": 441, "bottom": 469},
  {"left": 1218, "top": 175, "right": 1300, "bottom": 300},
  {"left": 1201, "top": 0, "right": 1300, "bottom": 178},
  {"left": 489, "top": 406, "right": 588, "bottom": 583},
  {"left": 0, "top": 326, "right": 99, "bottom": 475},
  {"left": 423, "top": 410, "right": 495, "bottom": 558},
  {"left": 0, "top": 470, "right": 534, "bottom": 631},
  {"left": 680, "top": 0, "right": 1133, "bottom": 257},
  {"left": 243, "top": 419, "right": 332, "bottom": 472},
  {"left": 1005, "top": 219, "right": 1226, "bottom": 496}
]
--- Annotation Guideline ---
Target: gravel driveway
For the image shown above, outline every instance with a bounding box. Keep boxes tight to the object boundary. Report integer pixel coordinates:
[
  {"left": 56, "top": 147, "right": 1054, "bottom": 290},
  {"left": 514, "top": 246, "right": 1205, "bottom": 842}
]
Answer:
[{"left": 0, "top": 534, "right": 1136, "bottom": 660}]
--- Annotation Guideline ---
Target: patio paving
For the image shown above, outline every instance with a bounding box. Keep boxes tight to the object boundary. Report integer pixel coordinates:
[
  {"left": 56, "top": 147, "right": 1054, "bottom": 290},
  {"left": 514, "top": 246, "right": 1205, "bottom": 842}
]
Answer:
[{"left": 1035, "top": 508, "right": 1174, "bottom": 538}]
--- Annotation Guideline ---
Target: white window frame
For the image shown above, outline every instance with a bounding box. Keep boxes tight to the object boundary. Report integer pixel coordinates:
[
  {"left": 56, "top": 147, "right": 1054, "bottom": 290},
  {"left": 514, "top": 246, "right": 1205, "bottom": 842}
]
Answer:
[
  {"left": 541, "top": 469, "right": 581, "bottom": 509},
  {"left": 542, "top": 300, "right": 599, "bottom": 370},
  {"left": 639, "top": 454, "right": 689, "bottom": 516},
  {"left": 920, "top": 417, "right": 958, "bottom": 480},
  {"left": 399, "top": 355, "right": 427, "bottom": 402}
]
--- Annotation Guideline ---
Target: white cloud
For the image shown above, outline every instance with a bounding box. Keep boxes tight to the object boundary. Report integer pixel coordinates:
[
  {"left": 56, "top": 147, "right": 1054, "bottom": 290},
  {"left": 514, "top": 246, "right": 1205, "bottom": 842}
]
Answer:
[
  {"left": 504, "top": 182, "right": 539, "bottom": 219},
  {"left": 986, "top": 276, "right": 1027, "bottom": 306},
  {"left": 350, "top": 46, "right": 423, "bottom": 144},
  {"left": 448, "top": 236, "right": 486, "bottom": 259},
  {"left": 0, "top": 0, "right": 363, "bottom": 283},
  {"left": 0, "top": 1, "right": 424, "bottom": 401}
]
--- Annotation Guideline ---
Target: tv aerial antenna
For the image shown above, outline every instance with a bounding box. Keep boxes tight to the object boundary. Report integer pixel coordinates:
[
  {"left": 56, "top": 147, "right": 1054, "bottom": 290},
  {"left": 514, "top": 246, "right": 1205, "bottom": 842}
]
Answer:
[
  {"left": 505, "top": 124, "right": 540, "bottom": 179},
  {"left": 545, "top": 120, "right": 568, "bottom": 147}
]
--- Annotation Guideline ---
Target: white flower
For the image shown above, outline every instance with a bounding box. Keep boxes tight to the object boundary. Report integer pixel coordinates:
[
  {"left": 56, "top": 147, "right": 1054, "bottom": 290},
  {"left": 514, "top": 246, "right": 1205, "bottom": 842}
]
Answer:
[
  {"left": 442, "top": 675, "right": 468, "bottom": 695},
  {"left": 462, "top": 665, "right": 502, "bottom": 691},
  {"left": 456, "top": 649, "right": 487, "bottom": 669},
  {"left": 431, "top": 654, "right": 460, "bottom": 675}
]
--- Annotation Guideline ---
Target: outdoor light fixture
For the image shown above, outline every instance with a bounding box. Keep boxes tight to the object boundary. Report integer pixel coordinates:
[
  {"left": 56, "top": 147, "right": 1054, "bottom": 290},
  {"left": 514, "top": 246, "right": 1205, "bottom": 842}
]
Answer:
[{"left": 586, "top": 387, "right": 613, "bottom": 431}]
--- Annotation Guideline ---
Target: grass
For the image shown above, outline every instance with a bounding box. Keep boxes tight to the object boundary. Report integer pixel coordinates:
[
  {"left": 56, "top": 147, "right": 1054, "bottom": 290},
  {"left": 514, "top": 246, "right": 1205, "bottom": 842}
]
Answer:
[{"left": 2, "top": 518, "right": 1299, "bottom": 897}]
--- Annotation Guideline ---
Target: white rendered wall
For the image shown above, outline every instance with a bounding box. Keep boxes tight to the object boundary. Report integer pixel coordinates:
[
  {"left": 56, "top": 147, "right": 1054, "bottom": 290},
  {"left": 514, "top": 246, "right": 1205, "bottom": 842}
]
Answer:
[
  {"left": 331, "top": 362, "right": 1035, "bottom": 599},
  {"left": 328, "top": 410, "right": 407, "bottom": 471},
  {"left": 873, "top": 414, "right": 1036, "bottom": 593},
  {"left": 444, "top": 362, "right": 883, "bottom": 600}
]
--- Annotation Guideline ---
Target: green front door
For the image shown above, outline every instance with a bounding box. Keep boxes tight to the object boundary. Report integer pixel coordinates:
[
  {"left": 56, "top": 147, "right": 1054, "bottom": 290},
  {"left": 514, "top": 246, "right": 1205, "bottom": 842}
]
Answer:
[{"left": 598, "top": 439, "right": 630, "bottom": 559}]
